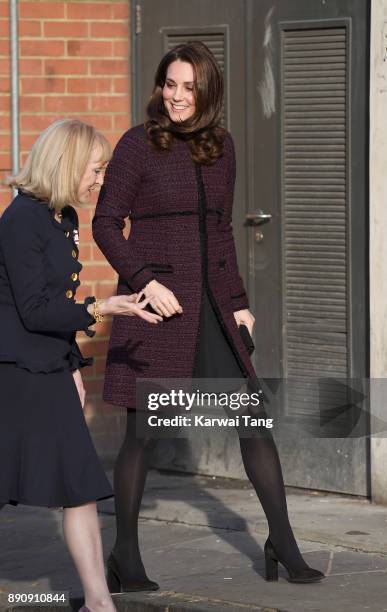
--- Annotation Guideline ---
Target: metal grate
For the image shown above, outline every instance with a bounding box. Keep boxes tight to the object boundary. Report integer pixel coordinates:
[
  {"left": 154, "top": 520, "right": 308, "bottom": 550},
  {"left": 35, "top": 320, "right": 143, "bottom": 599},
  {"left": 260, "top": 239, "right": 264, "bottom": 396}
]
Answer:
[{"left": 281, "top": 27, "right": 348, "bottom": 416}]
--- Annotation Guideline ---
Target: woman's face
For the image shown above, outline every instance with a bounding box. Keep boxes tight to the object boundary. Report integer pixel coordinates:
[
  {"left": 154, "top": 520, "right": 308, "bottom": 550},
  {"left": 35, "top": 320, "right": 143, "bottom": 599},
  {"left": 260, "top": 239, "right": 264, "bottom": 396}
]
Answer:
[
  {"left": 78, "top": 143, "right": 107, "bottom": 203},
  {"left": 162, "top": 60, "right": 196, "bottom": 123}
]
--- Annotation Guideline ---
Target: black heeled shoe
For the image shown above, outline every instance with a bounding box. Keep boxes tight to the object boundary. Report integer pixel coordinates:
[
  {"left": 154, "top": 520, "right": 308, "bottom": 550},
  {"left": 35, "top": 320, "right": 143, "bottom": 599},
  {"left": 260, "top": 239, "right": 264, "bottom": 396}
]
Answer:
[
  {"left": 264, "top": 537, "right": 325, "bottom": 583},
  {"left": 106, "top": 553, "right": 160, "bottom": 593}
]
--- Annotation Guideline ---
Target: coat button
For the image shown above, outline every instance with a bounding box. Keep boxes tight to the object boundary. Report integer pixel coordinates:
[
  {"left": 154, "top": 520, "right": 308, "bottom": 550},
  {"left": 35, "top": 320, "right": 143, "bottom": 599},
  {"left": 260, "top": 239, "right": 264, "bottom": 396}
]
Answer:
[
  {"left": 66, "top": 289, "right": 74, "bottom": 299},
  {"left": 71, "top": 250, "right": 77, "bottom": 259},
  {"left": 71, "top": 272, "right": 78, "bottom": 281}
]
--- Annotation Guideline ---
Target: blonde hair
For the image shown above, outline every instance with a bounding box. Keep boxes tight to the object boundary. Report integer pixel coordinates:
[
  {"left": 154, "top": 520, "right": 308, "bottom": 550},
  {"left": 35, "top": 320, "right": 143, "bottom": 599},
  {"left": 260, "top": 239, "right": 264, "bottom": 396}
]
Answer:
[{"left": 7, "top": 119, "right": 112, "bottom": 212}]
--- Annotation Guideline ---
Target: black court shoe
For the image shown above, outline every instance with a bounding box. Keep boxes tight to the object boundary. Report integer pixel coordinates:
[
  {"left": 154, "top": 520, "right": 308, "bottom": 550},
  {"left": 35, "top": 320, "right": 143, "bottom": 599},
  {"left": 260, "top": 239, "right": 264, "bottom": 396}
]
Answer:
[
  {"left": 106, "top": 553, "right": 160, "bottom": 593},
  {"left": 264, "top": 537, "right": 325, "bottom": 583}
]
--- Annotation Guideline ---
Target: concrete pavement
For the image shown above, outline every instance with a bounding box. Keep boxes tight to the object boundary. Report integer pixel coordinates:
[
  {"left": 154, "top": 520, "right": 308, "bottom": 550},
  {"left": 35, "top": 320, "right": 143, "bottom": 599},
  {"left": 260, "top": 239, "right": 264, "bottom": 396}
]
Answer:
[{"left": 1, "top": 469, "right": 387, "bottom": 611}]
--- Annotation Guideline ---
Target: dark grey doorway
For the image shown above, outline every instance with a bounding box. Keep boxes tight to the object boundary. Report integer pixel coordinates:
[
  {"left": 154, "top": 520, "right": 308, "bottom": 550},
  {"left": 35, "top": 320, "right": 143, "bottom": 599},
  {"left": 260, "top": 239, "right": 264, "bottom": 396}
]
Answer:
[{"left": 132, "top": 0, "right": 369, "bottom": 496}]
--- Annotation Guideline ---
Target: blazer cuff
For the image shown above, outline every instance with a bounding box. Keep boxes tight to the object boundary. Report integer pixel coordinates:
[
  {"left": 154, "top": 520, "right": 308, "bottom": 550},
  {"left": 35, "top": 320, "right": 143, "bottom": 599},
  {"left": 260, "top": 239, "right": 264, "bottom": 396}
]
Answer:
[{"left": 82, "top": 296, "right": 97, "bottom": 337}]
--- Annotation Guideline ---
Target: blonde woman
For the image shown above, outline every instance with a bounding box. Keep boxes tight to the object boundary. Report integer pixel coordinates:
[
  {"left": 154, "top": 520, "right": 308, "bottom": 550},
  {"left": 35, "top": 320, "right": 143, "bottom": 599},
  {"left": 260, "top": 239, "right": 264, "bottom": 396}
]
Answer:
[{"left": 0, "top": 119, "right": 161, "bottom": 612}]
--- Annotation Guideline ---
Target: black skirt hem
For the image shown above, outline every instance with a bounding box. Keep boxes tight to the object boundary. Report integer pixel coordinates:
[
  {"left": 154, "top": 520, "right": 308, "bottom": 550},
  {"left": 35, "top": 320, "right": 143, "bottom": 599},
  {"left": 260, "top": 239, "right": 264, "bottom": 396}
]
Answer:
[{"left": 1, "top": 491, "right": 114, "bottom": 509}]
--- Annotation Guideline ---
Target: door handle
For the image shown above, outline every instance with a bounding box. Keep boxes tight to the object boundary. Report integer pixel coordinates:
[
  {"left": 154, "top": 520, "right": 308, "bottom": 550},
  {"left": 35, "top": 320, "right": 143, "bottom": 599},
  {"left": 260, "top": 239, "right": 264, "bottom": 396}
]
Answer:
[{"left": 245, "top": 210, "right": 272, "bottom": 226}]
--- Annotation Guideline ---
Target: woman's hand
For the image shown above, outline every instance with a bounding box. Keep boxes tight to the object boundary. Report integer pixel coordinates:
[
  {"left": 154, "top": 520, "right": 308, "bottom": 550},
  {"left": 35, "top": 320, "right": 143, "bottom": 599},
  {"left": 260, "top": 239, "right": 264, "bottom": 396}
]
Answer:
[
  {"left": 72, "top": 369, "right": 86, "bottom": 409},
  {"left": 140, "top": 280, "right": 183, "bottom": 318},
  {"left": 234, "top": 309, "right": 255, "bottom": 336},
  {"left": 87, "top": 294, "right": 163, "bottom": 324}
]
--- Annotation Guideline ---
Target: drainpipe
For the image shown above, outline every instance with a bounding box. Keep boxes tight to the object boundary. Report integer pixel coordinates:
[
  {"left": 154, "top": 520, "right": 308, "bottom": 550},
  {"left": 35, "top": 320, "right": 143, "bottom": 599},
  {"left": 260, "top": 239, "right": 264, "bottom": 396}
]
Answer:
[{"left": 9, "top": 0, "right": 19, "bottom": 198}]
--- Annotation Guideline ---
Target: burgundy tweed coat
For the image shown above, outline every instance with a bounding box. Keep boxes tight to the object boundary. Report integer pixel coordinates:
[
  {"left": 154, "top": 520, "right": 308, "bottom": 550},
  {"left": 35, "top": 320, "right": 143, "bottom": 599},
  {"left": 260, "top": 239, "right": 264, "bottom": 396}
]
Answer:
[{"left": 92, "top": 124, "right": 259, "bottom": 409}]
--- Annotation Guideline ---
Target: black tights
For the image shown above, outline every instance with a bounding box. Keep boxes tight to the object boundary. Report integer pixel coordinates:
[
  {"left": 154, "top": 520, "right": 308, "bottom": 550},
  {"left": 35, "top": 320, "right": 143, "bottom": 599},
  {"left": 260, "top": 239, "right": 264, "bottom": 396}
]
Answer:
[{"left": 111, "top": 403, "right": 307, "bottom": 581}]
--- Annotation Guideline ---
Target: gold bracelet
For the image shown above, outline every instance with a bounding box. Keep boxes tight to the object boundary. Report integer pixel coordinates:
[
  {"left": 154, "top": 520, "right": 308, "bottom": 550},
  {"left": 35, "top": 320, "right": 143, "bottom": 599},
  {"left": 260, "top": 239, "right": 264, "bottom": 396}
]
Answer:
[{"left": 93, "top": 299, "right": 104, "bottom": 324}]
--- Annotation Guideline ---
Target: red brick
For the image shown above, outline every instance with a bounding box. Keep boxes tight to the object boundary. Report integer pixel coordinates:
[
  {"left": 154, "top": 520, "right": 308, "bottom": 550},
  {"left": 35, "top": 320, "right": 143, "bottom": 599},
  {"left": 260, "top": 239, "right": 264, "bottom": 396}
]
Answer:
[
  {"left": 1, "top": 132, "right": 11, "bottom": 150},
  {"left": 0, "top": 113, "right": 10, "bottom": 130},
  {"left": 20, "top": 2, "right": 65, "bottom": 19},
  {"left": 44, "top": 21, "right": 88, "bottom": 38},
  {"left": 20, "top": 133, "right": 41, "bottom": 151},
  {"left": 0, "top": 153, "right": 11, "bottom": 168},
  {"left": 45, "top": 58, "right": 88, "bottom": 76},
  {"left": 20, "top": 96, "right": 42, "bottom": 112},
  {"left": 77, "top": 206, "right": 92, "bottom": 225},
  {"left": 111, "top": 3, "right": 129, "bottom": 19},
  {"left": 44, "top": 95, "right": 88, "bottom": 113},
  {"left": 88, "top": 318, "right": 112, "bottom": 339},
  {"left": 0, "top": 95, "right": 9, "bottom": 111},
  {"left": 0, "top": 40, "right": 8, "bottom": 55},
  {"left": 22, "top": 76, "right": 66, "bottom": 94},
  {"left": 21, "top": 40, "right": 65, "bottom": 57},
  {"left": 83, "top": 339, "right": 110, "bottom": 357},
  {"left": 77, "top": 114, "right": 113, "bottom": 131},
  {"left": 90, "top": 22, "right": 129, "bottom": 38},
  {"left": 67, "top": 40, "right": 112, "bottom": 58},
  {"left": 0, "top": 4, "right": 9, "bottom": 18},
  {"left": 94, "top": 282, "right": 118, "bottom": 299},
  {"left": 20, "top": 58, "right": 43, "bottom": 75},
  {"left": 80, "top": 264, "right": 117, "bottom": 282},
  {"left": 77, "top": 224, "right": 94, "bottom": 242},
  {"left": 114, "top": 114, "right": 130, "bottom": 131},
  {"left": 0, "top": 77, "right": 9, "bottom": 92},
  {"left": 19, "top": 20, "right": 41, "bottom": 37},
  {"left": 90, "top": 59, "right": 126, "bottom": 75},
  {"left": 0, "top": 18, "right": 8, "bottom": 37},
  {"left": 20, "top": 114, "right": 57, "bottom": 132},
  {"left": 92, "top": 244, "right": 109, "bottom": 262},
  {"left": 107, "top": 133, "right": 125, "bottom": 150},
  {"left": 91, "top": 96, "right": 128, "bottom": 113},
  {"left": 75, "top": 285, "right": 93, "bottom": 302},
  {"left": 113, "top": 40, "right": 129, "bottom": 58},
  {"left": 94, "top": 357, "right": 107, "bottom": 376},
  {"left": 0, "top": 58, "right": 9, "bottom": 74},
  {"left": 67, "top": 3, "right": 111, "bottom": 20},
  {"left": 78, "top": 243, "right": 92, "bottom": 261},
  {"left": 68, "top": 77, "right": 112, "bottom": 94},
  {"left": 113, "top": 78, "right": 129, "bottom": 94}
]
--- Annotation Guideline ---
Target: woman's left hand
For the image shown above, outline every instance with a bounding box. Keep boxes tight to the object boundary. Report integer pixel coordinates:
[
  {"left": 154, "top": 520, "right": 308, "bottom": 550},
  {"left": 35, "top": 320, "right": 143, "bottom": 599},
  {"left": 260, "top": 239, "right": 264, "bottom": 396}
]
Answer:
[
  {"left": 234, "top": 309, "right": 255, "bottom": 336},
  {"left": 72, "top": 369, "right": 86, "bottom": 409}
]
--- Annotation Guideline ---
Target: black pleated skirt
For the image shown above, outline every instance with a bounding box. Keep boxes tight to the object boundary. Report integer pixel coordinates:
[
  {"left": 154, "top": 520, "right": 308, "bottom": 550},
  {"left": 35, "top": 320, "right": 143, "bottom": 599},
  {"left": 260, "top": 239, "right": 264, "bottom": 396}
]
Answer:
[{"left": 0, "top": 363, "right": 113, "bottom": 508}]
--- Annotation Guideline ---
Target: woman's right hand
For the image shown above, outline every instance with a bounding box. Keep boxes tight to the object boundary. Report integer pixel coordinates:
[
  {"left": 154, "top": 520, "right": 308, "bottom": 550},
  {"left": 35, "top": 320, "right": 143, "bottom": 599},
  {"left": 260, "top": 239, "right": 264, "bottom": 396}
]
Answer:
[
  {"left": 87, "top": 294, "right": 163, "bottom": 324},
  {"left": 141, "top": 279, "right": 183, "bottom": 318}
]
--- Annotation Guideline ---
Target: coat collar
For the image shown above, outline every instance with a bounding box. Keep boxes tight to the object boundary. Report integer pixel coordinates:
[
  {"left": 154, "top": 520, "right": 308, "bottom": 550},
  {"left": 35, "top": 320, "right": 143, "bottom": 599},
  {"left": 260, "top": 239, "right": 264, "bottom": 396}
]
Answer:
[{"left": 17, "top": 188, "right": 74, "bottom": 233}]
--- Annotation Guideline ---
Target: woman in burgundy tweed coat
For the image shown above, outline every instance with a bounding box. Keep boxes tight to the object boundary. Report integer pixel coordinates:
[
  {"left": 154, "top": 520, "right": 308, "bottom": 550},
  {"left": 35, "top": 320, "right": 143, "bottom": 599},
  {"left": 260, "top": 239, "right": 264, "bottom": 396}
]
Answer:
[
  {"left": 92, "top": 116, "right": 257, "bottom": 410},
  {"left": 93, "top": 42, "right": 324, "bottom": 593}
]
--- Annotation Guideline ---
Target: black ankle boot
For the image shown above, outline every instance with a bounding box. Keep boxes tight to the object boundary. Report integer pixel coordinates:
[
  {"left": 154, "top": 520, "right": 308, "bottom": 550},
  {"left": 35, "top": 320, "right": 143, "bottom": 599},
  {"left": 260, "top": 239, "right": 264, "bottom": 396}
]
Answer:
[
  {"left": 106, "top": 553, "right": 160, "bottom": 593},
  {"left": 264, "top": 537, "right": 325, "bottom": 583}
]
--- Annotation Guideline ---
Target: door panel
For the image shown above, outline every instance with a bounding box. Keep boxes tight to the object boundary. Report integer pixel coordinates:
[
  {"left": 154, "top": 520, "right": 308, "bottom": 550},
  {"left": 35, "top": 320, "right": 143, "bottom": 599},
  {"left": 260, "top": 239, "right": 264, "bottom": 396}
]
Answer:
[{"left": 250, "top": 0, "right": 369, "bottom": 495}]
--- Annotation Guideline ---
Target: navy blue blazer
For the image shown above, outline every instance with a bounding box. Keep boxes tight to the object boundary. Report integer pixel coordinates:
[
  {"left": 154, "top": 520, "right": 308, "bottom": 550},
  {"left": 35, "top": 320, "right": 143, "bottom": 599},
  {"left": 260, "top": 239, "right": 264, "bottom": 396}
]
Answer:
[{"left": 0, "top": 190, "right": 96, "bottom": 373}]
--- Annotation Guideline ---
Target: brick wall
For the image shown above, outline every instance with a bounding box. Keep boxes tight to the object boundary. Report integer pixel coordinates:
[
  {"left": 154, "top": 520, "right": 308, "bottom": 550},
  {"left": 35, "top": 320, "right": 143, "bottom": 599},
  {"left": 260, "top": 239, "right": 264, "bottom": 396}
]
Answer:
[{"left": 0, "top": 0, "right": 132, "bottom": 462}]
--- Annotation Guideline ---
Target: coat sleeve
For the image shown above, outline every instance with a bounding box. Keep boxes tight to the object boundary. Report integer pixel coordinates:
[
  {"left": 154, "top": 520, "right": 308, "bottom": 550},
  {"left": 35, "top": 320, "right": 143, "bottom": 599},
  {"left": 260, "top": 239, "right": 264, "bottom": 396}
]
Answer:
[
  {"left": 0, "top": 206, "right": 96, "bottom": 334},
  {"left": 92, "top": 128, "right": 155, "bottom": 293},
  {"left": 218, "top": 132, "right": 250, "bottom": 312}
]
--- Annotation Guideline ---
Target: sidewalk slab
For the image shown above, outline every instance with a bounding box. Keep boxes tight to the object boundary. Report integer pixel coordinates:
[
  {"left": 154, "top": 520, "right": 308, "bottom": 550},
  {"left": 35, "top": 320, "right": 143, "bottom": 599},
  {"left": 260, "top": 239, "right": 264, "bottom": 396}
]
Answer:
[{"left": 0, "top": 470, "right": 386, "bottom": 612}]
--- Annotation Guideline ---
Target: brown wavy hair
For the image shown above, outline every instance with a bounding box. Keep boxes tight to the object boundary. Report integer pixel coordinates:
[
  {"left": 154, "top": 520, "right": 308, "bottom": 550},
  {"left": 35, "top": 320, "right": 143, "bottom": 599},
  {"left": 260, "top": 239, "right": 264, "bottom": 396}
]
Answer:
[{"left": 145, "top": 41, "right": 226, "bottom": 165}]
